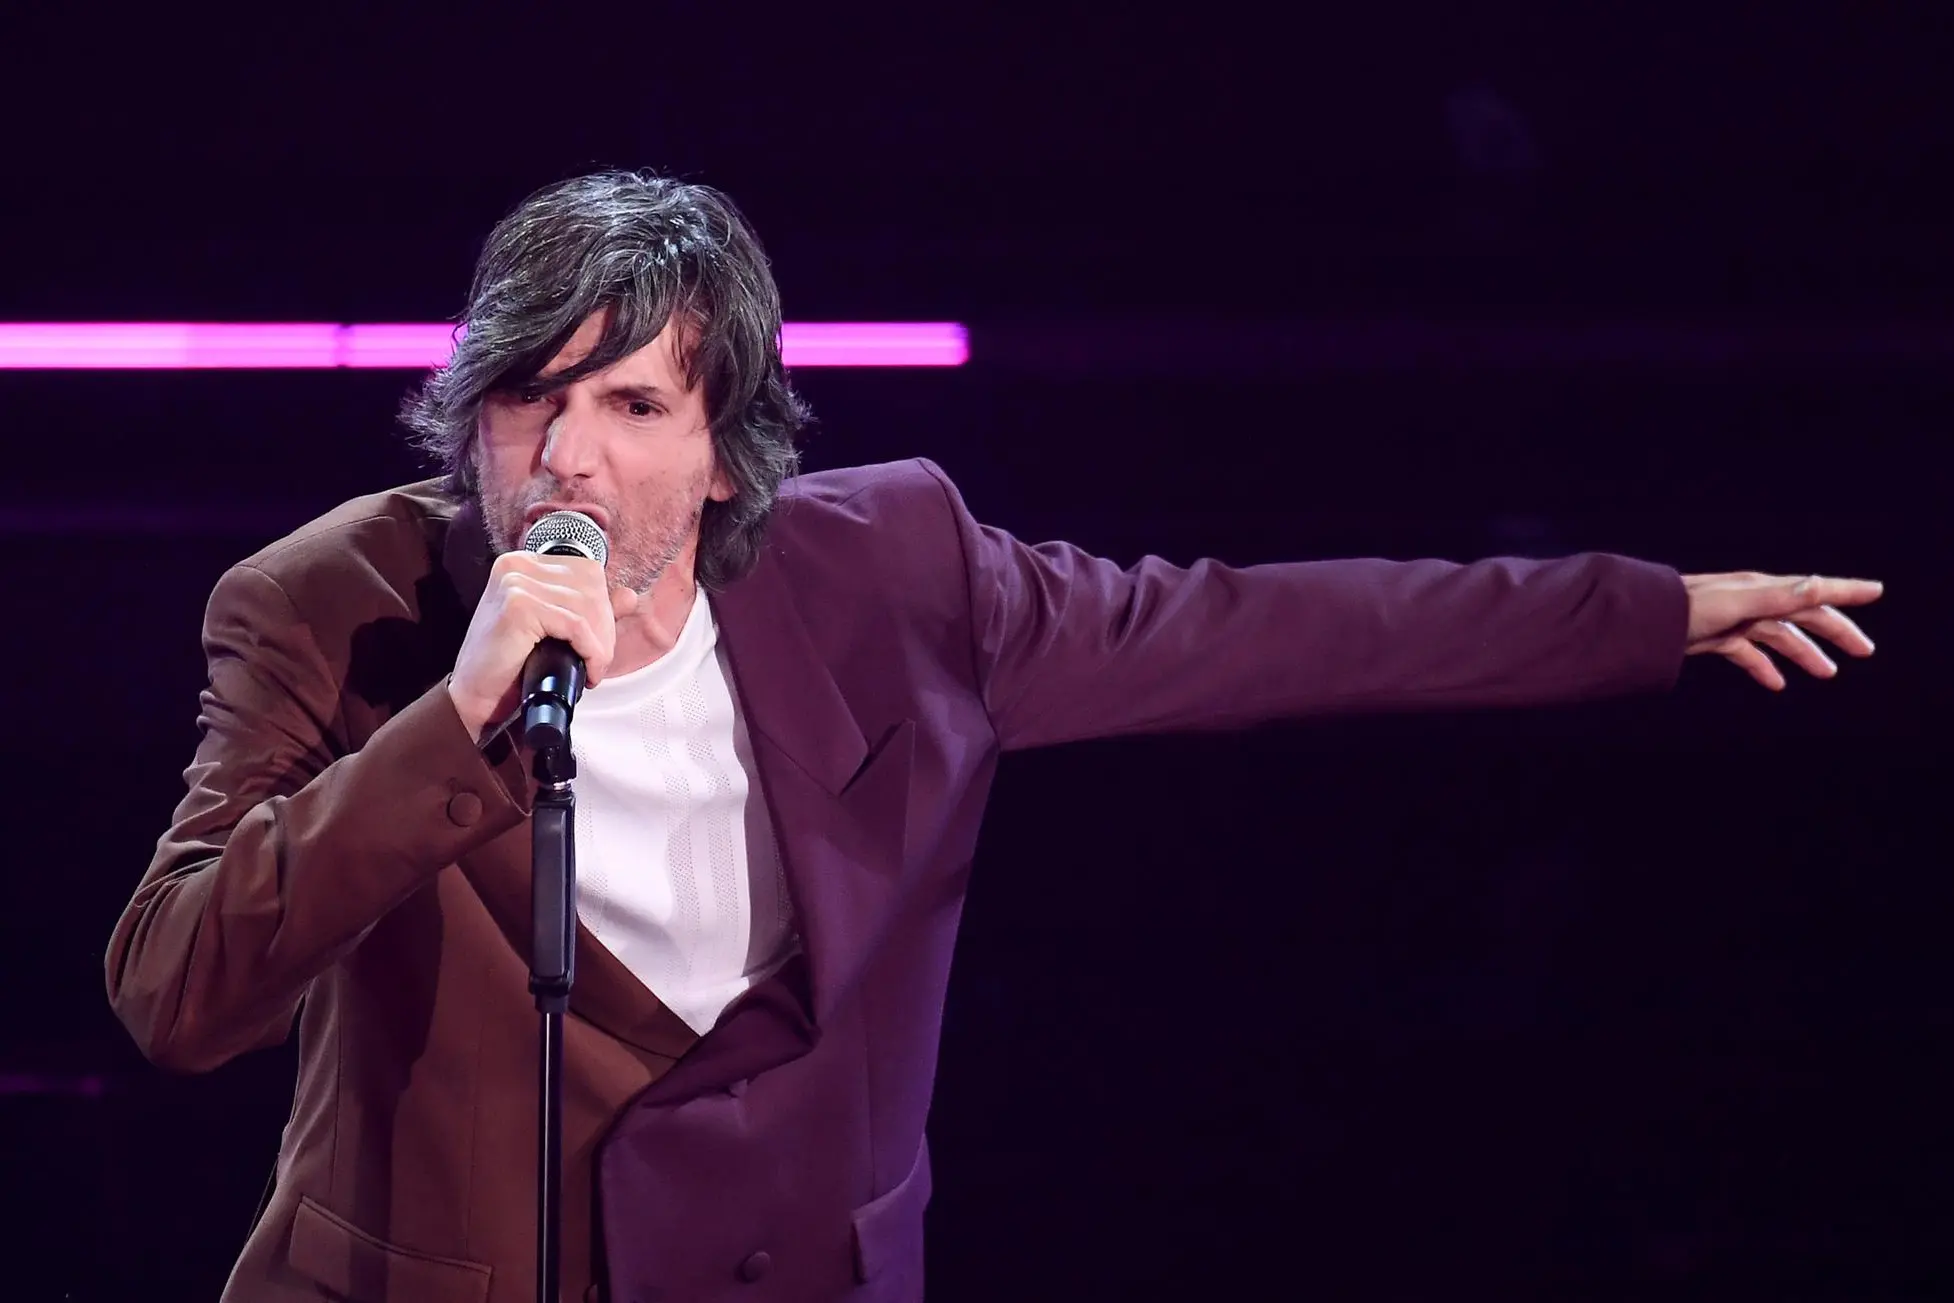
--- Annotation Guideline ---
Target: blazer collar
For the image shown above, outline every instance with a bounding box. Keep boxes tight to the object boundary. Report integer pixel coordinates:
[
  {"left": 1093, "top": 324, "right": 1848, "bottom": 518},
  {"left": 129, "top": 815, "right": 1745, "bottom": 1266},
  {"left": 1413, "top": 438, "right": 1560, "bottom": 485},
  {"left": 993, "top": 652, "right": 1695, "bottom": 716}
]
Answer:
[
  {"left": 710, "top": 541, "right": 915, "bottom": 1033},
  {"left": 708, "top": 545, "right": 869, "bottom": 798}
]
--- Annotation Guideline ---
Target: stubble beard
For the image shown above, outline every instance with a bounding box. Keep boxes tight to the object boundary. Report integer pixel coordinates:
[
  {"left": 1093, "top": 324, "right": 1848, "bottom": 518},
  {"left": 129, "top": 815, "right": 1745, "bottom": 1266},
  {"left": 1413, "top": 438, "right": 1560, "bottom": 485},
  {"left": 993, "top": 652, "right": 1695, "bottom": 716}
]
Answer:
[
  {"left": 612, "top": 498, "right": 703, "bottom": 595},
  {"left": 477, "top": 469, "right": 711, "bottom": 598}
]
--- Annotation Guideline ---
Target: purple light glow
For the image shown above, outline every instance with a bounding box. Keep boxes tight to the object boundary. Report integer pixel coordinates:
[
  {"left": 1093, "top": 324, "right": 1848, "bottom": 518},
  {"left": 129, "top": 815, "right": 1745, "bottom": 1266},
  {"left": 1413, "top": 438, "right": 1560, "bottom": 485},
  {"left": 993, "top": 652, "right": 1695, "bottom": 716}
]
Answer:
[
  {"left": 0, "top": 321, "right": 970, "bottom": 369},
  {"left": 0, "top": 1071, "right": 108, "bottom": 1098}
]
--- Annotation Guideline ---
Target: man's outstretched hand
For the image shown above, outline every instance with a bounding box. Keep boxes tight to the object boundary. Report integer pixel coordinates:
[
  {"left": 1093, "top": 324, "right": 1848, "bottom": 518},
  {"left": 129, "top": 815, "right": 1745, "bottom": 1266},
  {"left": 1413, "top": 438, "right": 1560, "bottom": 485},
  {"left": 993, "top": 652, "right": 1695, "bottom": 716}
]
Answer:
[{"left": 1682, "top": 572, "right": 1883, "bottom": 690}]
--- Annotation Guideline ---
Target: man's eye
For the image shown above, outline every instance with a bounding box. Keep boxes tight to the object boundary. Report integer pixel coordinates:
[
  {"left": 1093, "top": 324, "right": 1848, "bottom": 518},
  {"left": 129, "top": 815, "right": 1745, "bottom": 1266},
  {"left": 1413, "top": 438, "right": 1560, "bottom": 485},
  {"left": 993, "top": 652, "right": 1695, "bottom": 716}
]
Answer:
[{"left": 627, "top": 400, "right": 660, "bottom": 418}]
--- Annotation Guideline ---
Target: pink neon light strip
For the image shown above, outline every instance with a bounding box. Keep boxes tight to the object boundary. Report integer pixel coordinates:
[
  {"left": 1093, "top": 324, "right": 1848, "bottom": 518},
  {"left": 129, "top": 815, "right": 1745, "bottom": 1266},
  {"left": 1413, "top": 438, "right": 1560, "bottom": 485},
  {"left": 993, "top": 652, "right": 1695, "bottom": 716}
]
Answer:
[{"left": 0, "top": 322, "right": 969, "bottom": 369}]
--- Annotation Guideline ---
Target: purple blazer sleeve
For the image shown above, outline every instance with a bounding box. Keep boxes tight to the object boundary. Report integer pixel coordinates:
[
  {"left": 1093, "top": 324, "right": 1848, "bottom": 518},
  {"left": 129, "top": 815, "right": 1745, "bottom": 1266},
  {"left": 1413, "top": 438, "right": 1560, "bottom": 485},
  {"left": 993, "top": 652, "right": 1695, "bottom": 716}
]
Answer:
[{"left": 919, "top": 462, "right": 1690, "bottom": 753}]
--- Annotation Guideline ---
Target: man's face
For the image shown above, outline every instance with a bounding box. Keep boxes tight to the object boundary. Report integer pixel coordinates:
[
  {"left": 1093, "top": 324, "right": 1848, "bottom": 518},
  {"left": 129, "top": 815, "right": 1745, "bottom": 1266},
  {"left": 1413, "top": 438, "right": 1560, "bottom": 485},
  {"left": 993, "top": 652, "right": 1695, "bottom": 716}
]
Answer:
[{"left": 473, "top": 310, "right": 732, "bottom": 593}]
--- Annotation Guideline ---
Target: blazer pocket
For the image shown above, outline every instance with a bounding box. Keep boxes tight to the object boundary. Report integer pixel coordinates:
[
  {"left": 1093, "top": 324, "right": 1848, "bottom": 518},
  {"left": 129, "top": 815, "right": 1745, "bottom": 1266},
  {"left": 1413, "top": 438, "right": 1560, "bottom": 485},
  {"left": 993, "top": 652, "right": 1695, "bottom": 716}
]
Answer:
[
  {"left": 288, "top": 1196, "right": 493, "bottom": 1303},
  {"left": 850, "top": 1136, "right": 933, "bottom": 1285}
]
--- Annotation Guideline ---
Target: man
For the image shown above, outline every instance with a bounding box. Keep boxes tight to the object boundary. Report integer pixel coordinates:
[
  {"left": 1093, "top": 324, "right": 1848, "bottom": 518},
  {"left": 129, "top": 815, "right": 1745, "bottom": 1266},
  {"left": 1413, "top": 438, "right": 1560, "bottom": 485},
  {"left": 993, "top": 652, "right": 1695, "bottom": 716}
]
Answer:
[{"left": 105, "top": 171, "right": 1880, "bottom": 1303}]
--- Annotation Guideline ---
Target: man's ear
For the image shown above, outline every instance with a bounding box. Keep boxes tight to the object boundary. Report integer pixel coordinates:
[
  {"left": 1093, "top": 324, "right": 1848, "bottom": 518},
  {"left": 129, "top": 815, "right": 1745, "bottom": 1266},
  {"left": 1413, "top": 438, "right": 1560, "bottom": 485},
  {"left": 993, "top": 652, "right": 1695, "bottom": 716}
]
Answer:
[{"left": 708, "top": 461, "right": 735, "bottom": 503}]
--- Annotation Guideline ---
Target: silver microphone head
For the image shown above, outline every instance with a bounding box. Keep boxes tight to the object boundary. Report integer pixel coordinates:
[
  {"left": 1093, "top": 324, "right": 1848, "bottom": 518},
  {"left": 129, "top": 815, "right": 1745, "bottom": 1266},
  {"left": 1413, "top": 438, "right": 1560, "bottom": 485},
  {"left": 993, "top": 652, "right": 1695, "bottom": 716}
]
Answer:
[{"left": 522, "top": 510, "right": 610, "bottom": 568}]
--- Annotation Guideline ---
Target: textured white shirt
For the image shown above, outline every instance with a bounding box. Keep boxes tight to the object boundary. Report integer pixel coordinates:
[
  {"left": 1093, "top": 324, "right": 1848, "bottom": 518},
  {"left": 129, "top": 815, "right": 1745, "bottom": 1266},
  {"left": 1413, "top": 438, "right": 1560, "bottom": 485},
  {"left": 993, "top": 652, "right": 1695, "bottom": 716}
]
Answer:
[{"left": 569, "top": 591, "right": 796, "bottom": 1033}]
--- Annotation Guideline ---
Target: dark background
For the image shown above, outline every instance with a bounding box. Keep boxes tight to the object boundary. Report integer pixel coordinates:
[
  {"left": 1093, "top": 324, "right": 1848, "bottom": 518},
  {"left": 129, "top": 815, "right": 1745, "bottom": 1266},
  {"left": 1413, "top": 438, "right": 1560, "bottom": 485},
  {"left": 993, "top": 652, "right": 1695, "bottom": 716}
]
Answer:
[{"left": 1, "top": 5, "right": 1947, "bottom": 1300}]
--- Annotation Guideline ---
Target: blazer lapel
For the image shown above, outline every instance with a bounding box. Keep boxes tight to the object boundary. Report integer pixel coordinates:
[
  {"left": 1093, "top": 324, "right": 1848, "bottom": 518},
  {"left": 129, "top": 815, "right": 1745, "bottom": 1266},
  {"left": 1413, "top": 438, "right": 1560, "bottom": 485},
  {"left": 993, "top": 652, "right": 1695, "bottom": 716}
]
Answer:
[{"left": 711, "top": 543, "right": 915, "bottom": 1031}]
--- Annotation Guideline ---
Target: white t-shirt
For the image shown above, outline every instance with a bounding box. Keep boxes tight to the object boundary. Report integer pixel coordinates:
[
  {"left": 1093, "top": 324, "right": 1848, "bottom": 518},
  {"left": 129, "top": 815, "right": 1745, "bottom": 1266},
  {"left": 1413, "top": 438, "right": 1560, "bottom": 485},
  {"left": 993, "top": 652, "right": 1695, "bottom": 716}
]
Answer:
[{"left": 569, "top": 591, "right": 796, "bottom": 1033}]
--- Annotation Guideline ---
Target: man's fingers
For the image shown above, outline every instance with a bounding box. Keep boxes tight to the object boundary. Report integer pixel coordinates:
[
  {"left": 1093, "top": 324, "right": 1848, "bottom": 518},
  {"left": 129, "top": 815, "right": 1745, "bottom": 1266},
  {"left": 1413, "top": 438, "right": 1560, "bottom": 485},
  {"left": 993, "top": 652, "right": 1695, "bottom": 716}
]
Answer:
[
  {"left": 1686, "top": 573, "right": 1882, "bottom": 684},
  {"left": 1748, "top": 619, "right": 1836, "bottom": 679},
  {"left": 1778, "top": 576, "right": 1884, "bottom": 612},
  {"left": 1720, "top": 637, "right": 1787, "bottom": 691},
  {"left": 1786, "top": 604, "right": 1877, "bottom": 657},
  {"left": 502, "top": 582, "right": 614, "bottom": 680},
  {"left": 501, "top": 570, "right": 590, "bottom": 610},
  {"left": 518, "top": 599, "right": 611, "bottom": 676}
]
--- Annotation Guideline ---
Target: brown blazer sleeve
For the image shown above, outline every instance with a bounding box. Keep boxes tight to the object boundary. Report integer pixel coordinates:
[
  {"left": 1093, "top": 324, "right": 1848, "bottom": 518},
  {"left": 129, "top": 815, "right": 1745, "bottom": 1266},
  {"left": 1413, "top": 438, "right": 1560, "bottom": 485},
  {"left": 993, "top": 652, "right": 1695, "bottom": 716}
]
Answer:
[{"left": 106, "top": 561, "right": 531, "bottom": 1072}]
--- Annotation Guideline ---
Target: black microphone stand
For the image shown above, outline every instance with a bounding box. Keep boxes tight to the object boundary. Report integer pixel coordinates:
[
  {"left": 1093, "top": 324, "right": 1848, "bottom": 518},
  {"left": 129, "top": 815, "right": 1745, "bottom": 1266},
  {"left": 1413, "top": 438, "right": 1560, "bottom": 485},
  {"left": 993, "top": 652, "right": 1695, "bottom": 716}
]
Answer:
[{"left": 523, "top": 639, "right": 584, "bottom": 1303}]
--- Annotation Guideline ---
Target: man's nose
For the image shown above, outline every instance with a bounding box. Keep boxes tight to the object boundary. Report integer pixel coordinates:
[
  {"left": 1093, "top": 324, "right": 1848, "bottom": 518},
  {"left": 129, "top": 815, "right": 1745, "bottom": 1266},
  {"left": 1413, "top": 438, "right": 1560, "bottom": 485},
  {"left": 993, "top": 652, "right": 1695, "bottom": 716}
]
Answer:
[{"left": 539, "top": 404, "right": 600, "bottom": 479}]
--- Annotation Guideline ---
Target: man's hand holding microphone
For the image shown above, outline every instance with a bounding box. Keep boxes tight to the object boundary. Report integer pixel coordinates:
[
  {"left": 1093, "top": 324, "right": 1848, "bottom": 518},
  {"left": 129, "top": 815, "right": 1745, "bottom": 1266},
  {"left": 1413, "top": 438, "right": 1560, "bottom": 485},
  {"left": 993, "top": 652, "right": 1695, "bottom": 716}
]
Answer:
[{"left": 446, "top": 512, "right": 633, "bottom": 746}]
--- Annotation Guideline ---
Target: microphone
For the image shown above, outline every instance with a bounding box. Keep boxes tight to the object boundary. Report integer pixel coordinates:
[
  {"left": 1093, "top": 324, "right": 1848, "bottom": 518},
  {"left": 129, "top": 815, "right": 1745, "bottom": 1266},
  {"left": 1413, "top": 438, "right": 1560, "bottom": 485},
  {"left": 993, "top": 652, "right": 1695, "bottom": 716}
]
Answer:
[{"left": 519, "top": 510, "right": 610, "bottom": 752}]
